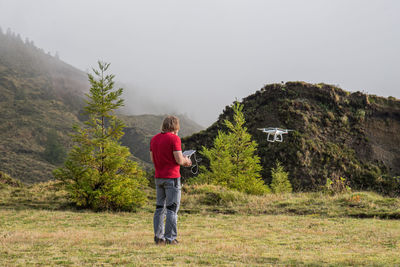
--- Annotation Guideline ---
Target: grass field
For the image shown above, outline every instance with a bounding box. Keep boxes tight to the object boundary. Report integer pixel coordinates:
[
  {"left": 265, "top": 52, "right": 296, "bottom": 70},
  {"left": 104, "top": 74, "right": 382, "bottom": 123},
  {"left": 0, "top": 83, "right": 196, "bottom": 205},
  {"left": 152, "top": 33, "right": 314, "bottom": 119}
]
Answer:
[{"left": 1, "top": 181, "right": 400, "bottom": 266}]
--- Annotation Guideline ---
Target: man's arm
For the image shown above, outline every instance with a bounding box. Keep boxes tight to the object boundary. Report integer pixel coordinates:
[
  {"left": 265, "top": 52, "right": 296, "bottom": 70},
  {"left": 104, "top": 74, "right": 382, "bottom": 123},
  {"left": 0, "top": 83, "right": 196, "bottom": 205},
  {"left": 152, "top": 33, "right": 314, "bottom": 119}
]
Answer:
[
  {"left": 173, "top": 151, "right": 192, "bottom": 167},
  {"left": 150, "top": 151, "right": 154, "bottom": 163}
]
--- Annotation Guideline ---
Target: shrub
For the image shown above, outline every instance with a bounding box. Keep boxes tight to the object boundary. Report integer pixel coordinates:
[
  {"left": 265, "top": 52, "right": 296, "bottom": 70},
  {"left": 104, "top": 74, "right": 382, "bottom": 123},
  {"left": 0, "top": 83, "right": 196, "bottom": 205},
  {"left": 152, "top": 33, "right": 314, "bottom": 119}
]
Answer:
[
  {"left": 54, "top": 62, "right": 147, "bottom": 211},
  {"left": 354, "top": 109, "right": 366, "bottom": 123},
  {"left": 341, "top": 115, "right": 349, "bottom": 125},
  {"left": 0, "top": 171, "right": 23, "bottom": 187},
  {"left": 270, "top": 161, "right": 292, "bottom": 193},
  {"left": 375, "top": 175, "right": 400, "bottom": 196},
  {"left": 325, "top": 175, "right": 351, "bottom": 195},
  {"left": 198, "top": 102, "right": 270, "bottom": 195},
  {"left": 326, "top": 111, "right": 335, "bottom": 121}
]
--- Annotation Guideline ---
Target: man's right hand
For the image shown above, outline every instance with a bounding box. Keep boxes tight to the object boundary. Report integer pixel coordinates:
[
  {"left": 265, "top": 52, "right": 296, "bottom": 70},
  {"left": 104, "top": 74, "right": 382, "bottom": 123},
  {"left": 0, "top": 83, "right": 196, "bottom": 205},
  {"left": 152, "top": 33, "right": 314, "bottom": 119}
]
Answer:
[
  {"left": 173, "top": 151, "right": 192, "bottom": 167},
  {"left": 183, "top": 156, "right": 192, "bottom": 167}
]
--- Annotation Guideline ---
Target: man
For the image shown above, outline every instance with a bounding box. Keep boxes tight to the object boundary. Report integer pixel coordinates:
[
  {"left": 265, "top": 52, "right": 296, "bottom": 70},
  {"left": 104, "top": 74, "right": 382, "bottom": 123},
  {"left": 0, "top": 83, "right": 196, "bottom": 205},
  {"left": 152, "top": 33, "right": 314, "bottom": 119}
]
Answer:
[{"left": 150, "top": 115, "right": 191, "bottom": 245}]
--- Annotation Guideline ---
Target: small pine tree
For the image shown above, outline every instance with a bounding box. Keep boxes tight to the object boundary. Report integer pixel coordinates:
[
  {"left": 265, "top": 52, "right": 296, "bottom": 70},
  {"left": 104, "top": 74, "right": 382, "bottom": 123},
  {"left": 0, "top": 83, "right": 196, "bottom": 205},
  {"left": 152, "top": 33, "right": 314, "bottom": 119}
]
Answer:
[
  {"left": 270, "top": 161, "right": 292, "bottom": 193},
  {"left": 198, "top": 102, "right": 269, "bottom": 195},
  {"left": 54, "top": 61, "right": 148, "bottom": 211}
]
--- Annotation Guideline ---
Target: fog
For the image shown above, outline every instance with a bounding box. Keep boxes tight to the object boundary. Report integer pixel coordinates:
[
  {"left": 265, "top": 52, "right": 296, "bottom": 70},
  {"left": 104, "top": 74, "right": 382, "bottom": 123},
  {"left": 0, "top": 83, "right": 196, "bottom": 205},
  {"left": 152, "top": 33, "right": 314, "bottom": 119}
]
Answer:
[{"left": 0, "top": 0, "right": 399, "bottom": 126}]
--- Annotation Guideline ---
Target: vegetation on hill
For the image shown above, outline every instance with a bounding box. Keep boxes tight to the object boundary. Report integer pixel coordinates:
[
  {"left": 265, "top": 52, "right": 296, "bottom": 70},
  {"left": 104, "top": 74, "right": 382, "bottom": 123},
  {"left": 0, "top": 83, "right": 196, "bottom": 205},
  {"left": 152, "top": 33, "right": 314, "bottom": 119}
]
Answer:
[
  {"left": 183, "top": 82, "right": 400, "bottom": 195},
  {"left": 0, "top": 28, "right": 87, "bottom": 183}
]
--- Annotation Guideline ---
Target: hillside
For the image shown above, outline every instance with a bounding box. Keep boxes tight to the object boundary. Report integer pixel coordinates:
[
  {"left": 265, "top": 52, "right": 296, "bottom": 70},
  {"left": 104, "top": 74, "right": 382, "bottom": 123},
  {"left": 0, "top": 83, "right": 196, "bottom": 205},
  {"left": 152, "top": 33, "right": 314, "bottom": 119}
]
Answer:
[
  {"left": 183, "top": 82, "right": 400, "bottom": 195},
  {"left": 0, "top": 29, "right": 202, "bottom": 183},
  {"left": 0, "top": 29, "right": 88, "bottom": 183}
]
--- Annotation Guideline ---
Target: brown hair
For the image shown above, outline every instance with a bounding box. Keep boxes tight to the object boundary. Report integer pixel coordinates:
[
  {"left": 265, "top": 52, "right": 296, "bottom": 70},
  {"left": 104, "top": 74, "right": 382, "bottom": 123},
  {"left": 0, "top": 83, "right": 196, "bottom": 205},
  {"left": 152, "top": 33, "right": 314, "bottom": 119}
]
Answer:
[{"left": 161, "top": 115, "right": 180, "bottom": 133}]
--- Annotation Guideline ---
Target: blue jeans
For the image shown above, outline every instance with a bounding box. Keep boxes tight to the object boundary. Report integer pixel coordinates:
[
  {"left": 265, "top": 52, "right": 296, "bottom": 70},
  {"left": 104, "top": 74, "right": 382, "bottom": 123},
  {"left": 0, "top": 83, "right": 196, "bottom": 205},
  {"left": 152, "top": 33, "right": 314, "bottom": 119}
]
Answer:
[{"left": 153, "top": 178, "right": 181, "bottom": 242}]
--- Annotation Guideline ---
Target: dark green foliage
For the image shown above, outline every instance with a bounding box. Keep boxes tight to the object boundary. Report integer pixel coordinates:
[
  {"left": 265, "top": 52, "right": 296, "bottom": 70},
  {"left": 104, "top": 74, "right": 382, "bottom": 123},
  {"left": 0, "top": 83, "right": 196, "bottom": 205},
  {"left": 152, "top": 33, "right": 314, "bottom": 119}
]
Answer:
[
  {"left": 43, "top": 130, "right": 66, "bottom": 165},
  {"left": 195, "top": 102, "right": 270, "bottom": 195},
  {"left": 270, "top": 161, "right": 292, "bottom": 193},
  {"left": 54, "top": 62, "right": 148, "bottom": 211},
  {"left": 374, "top": 175, "right": 400, "bottom": 196}
]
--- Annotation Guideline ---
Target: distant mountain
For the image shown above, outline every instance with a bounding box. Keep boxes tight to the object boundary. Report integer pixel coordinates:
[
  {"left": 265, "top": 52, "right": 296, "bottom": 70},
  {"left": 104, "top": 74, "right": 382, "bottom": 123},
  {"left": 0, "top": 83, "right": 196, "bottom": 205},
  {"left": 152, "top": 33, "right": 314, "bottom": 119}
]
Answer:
[
  {"left": 183, "top": 82, "right": 400, "bottom": 195},
  {"left": 0, "top": 29, "right": 203, "bottom": 183}
]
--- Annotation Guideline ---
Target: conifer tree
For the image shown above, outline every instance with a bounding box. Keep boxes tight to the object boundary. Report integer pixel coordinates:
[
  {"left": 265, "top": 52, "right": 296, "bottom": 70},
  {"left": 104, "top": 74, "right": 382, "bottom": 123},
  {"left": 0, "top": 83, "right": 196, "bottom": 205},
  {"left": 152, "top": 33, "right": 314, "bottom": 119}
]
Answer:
[
  {"left": 270, "top": 161, "right": 292, "bottom": 193},
  {"left": 54, "top": 61, "right": 148, "bottom": 211},
  {"left": 198, "top": 102, "right": 269, "bottom": 195}
]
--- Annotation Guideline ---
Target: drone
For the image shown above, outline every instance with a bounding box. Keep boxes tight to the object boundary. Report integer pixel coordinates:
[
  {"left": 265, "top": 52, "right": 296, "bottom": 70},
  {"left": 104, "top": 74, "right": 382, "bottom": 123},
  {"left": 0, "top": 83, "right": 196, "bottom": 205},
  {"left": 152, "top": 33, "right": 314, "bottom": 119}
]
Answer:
[{"left": 257, "top": 127, "right": 293, "bottom": 142}]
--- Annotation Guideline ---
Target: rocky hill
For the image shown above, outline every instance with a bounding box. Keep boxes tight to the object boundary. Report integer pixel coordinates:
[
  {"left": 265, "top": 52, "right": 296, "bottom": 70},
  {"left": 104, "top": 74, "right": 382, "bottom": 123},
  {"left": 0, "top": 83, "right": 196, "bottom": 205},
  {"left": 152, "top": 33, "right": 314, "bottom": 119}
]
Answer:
[
  {"left": 0, "top": 29, "right": 202, "bottom": 183},
  {"left": 183, "top": 82, "right": 400, "bottom": 195}
]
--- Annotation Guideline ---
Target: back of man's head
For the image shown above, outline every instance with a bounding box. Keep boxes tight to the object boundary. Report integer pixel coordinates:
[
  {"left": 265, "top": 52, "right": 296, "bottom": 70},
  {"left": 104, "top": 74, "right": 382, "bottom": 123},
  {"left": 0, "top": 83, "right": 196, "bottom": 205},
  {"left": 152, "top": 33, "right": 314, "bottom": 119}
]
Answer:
[{"left": 161, "top": 115, "right": 180, "bottom": 133}]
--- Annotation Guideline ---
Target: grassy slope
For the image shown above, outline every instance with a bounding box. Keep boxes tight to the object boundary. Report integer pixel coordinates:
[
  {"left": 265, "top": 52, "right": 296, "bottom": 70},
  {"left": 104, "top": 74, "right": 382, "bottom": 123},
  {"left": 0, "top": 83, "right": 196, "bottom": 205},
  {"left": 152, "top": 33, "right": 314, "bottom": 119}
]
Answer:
[
  {"left": 0, "top": 65, "right": 84, "bottom": 183},
  {"left": 1, "top": 181, "right": 399, "bottom": 266}
]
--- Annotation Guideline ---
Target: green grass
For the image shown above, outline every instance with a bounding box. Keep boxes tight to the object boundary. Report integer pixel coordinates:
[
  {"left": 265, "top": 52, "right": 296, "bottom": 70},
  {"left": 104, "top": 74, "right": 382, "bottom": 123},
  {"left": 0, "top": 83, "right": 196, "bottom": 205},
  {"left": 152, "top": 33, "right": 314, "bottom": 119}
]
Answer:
[
  {"left": 1, "top": 182, "right": 400, "bottom": 266},
  {"left": 181, "top": 185, "right": 400, "bottom": 219}
]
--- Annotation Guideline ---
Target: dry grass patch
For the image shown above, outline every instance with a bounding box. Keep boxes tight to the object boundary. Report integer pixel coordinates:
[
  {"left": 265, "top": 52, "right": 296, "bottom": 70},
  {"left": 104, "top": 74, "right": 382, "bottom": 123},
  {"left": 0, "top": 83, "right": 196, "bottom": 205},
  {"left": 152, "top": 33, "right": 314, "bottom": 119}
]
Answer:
[{"left": 1, "top": 208, "right": 399, "bottom": 266}]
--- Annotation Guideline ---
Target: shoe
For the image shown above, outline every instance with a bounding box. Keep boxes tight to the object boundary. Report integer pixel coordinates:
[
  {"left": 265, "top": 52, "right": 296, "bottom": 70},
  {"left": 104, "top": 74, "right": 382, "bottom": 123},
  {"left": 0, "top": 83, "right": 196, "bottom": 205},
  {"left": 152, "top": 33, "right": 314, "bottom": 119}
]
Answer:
[
  {"left": 166, "top": 239, "right": 179, "bottom": 245},
  {"left": 154, "top": 236, "right": 166, "bottom": 245}
]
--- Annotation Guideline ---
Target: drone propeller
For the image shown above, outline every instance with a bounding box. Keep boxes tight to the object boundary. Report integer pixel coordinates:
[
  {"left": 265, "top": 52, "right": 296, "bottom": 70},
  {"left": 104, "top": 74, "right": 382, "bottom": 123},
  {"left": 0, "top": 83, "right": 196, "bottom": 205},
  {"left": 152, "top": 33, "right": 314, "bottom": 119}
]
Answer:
[
  {"left": 258, "top": 127, "right": 293, "bottom": 132},
  {"left": 257, "top": 127, "right": 276, "bottom": 131}
]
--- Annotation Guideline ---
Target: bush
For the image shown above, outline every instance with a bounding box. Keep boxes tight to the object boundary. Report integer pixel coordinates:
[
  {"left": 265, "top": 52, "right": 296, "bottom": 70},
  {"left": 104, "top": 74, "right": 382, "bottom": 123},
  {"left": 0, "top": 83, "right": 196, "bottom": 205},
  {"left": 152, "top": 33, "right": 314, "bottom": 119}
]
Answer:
[
  {"left": 354, "top": 109, "right": 366, "bottom": 123},
  {"left": 375, "top": 175, "right": 400, "bottom": 197},
  {"left": 325, "top": 175, "right": 351, "bottom": 195},
  {"left": 270, "top": 161, "right": 292, "bottom": 193},
  {"left": 198, "top": 102, "right": 270, "bottom": 195},
  {"left": 54, "top": 62, "right": 147, "bottom": 211},
  {"left": 0, "top": 171, "right": 23, "bottom": 187}
]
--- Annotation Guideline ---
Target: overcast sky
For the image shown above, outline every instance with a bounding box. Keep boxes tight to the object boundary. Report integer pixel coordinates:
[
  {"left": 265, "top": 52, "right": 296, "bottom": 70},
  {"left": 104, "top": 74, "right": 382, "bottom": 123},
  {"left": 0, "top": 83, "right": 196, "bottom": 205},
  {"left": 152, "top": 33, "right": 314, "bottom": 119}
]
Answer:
[{"left": 0, "top": 0, "right": 399, "bottom": 126}]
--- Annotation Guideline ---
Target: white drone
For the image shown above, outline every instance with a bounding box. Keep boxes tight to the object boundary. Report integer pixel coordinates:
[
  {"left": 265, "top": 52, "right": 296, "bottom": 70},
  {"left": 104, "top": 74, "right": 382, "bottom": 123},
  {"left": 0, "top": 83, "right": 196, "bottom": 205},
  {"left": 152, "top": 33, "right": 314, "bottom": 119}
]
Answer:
[{"left": 257, "top": 127, "right": 293, "bottom": 142}]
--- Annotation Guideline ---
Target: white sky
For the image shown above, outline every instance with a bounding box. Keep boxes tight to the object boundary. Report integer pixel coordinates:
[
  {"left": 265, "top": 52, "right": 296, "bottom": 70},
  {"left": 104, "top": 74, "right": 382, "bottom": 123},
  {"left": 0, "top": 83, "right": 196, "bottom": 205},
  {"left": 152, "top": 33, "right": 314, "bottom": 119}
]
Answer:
[{"left": 0, "top": 0, "right": 399, "bottom": 126}]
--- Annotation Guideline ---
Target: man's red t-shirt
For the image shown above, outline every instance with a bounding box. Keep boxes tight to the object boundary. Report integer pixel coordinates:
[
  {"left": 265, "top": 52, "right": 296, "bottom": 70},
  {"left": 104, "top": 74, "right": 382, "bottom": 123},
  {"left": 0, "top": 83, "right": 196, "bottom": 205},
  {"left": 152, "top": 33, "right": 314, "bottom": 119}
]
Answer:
[{"left": 150, "top": 132, "right": 181, "bottom": 178}]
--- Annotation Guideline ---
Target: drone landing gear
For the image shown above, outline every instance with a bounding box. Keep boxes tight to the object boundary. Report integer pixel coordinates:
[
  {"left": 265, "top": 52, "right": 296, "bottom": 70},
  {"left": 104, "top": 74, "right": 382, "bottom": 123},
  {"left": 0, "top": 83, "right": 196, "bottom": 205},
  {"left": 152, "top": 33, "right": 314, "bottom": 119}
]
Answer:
[{"left": 267, "top": 133, "right": 283, "bottom": 142}]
